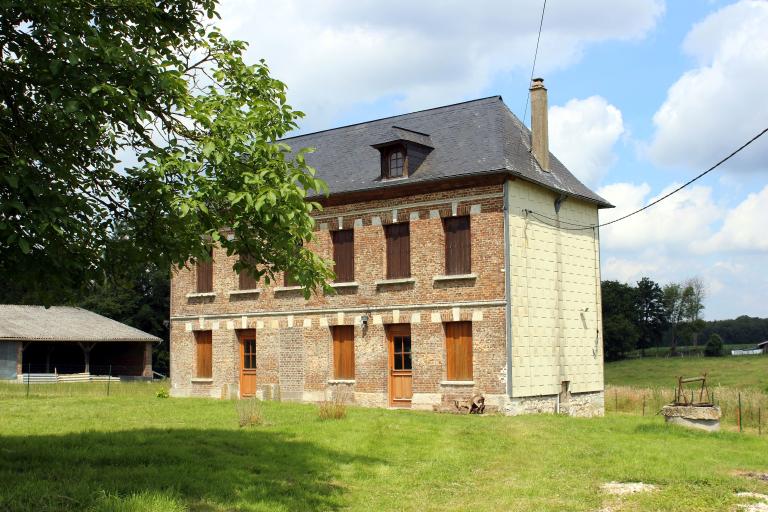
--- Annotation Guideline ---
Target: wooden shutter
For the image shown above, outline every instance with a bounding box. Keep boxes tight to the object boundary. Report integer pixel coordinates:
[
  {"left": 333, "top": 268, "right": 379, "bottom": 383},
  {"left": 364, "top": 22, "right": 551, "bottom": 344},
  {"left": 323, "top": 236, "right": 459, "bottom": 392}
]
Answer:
[
  {"left": 445, "top": 322, "right": 472, "bottom": 381},
  {"left": 239, "top": 255, "right": 260, "bottom": 290},
  {"left": 444, "top": 216, "right": 471, "bottom": 275},
  {"left": 385, "top": 223, "right": 410, "bottom": 279},
  {"left": 195, "top": 331, "right": 212, "bottom": 378},
  {"left": 332, "top": 326, "right": 355, "bottom": 379},
  {"left": 196, "top": 248, "right": 214, "bottom": 293},
  {"left": 332, "top": 229, "right": 355, "bottom": 282}
]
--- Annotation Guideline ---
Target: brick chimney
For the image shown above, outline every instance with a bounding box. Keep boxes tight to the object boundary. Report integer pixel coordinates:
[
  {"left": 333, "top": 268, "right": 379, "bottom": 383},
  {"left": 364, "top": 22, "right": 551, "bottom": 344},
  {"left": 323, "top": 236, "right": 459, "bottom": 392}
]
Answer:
[{"left": 529, "top": 77, "right": 549, "bottom": 172}]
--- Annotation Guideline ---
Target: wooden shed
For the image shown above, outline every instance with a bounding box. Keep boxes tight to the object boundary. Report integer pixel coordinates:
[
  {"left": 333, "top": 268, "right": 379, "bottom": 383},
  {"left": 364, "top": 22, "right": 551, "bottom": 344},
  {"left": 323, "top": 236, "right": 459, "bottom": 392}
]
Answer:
[{"left": 0, "top": 305, "right": 160, "bottom": 380}]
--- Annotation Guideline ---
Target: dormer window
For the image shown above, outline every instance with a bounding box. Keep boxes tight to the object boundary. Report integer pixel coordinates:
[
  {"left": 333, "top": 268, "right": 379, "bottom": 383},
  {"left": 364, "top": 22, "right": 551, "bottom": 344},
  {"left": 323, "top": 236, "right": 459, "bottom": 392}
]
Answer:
[
  {"left": 386, "top": 146, "right": 406, "bottom": 178},
  {"left": 372, "top": 127, "right": 433, "bottom": 181}
]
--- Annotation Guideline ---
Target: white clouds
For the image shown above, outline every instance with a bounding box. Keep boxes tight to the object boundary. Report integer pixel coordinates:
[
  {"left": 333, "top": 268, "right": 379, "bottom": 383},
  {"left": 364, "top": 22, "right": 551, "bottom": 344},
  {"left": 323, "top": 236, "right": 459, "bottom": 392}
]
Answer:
[
  {"left": 549, "top": 96, "right": 624, "bottom": 187},
  {"left": 217, "top": 0, "right": 664, "bottom": 129},
  {"left": 648, "top": 0, "right": 768, "bottom": 171},
  {"left": 597, "top": 182, "right": 720, "bottom": 251},
  {"left": 698, "top": 185, "right": 768, "bottom": 252}
]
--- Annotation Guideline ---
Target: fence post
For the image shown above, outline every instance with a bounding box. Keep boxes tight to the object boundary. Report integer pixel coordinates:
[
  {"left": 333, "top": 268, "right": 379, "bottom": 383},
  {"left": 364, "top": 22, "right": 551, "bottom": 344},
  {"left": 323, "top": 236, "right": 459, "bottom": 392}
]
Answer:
[
  {"left": 615, "top": 389, "right": 618, "bottom": 412},
  {"left": 107, "top": 364, "right": 112, "bottom": 397},
  {"left": 759, "top": 408, "right": 762, "bottom": 436},
  {"left": 738, "top": 392, "right": 742, "bottom": 433},
  {"left": 642, "top": 396, "right": 646, "bottom": 417},
  {"left": 26, "top": 363, "right": 31, "bottom": 398}
]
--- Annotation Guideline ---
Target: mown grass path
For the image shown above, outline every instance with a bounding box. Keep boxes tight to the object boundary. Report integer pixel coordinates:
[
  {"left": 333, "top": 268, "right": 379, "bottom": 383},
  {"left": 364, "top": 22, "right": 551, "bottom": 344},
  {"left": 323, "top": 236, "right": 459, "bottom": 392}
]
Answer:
[
  {"left": 605, "top": 354, "right": 768, "bottom": 391},
  {"left": 1, "top": 392, "right": 768, "bottom": 511}
]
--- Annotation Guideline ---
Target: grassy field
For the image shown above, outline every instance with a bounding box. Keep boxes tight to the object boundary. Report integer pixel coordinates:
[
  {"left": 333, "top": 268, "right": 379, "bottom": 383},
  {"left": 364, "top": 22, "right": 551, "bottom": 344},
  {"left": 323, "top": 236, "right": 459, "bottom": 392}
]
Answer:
[
  {"left": 2, "top": 384, "right": 768, "bottom": 511},
  {"left": 605, "top": 353, "right": 768, "bottom": 391}
]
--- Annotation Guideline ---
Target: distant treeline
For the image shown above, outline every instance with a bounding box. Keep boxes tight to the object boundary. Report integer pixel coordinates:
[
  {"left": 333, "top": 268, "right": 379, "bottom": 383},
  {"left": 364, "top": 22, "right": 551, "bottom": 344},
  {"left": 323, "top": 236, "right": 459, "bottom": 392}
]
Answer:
[
  {"left": 601, "top": 276, "right": 766, "bottom": 361},
  {"left": 697, "top": 316, "right": 768, "bottom": 345}
]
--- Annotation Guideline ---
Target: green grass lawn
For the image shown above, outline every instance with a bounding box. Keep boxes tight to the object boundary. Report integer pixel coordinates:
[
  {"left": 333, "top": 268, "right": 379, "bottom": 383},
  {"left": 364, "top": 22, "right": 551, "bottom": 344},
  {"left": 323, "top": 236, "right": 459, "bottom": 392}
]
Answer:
[
  {"left": 2, "top": 387, "right": 768, "bottom": 511},
  {"left": 605, "top": 353, "right": 768, "bottom": 391}
]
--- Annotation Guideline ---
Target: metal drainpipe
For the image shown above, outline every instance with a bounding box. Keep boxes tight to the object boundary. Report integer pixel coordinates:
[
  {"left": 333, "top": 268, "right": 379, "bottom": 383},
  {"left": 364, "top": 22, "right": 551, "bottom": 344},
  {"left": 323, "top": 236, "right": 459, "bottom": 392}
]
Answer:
[{"left": 503, "top": 179, "right": 513, "bottom": 397}]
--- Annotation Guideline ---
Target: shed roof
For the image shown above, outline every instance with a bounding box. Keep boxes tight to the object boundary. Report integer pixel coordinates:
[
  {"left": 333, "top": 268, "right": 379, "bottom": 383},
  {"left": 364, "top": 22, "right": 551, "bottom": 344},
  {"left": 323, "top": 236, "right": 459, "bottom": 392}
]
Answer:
[
  {"left": 283, "top": 95, "right": 612, "bottom": 208},
  {"left": 0, "top": 305, "right": 161, "bottom": 343}
]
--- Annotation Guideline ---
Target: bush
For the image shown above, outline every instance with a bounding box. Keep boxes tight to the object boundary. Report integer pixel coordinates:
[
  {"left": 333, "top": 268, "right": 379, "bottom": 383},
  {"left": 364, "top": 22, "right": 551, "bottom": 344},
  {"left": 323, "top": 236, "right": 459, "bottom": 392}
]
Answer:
[
  {"left": 156, "top": 388, "right": 169, "bottom": 399},
  {"left": 235, "top": 398, "right": 264, "bottom": 427},
  {"left": 318, "top": 388, "right": 349, "bottom": 420},
  {"left": 705, "top": 333, "right": 724, "bottom": 357}
]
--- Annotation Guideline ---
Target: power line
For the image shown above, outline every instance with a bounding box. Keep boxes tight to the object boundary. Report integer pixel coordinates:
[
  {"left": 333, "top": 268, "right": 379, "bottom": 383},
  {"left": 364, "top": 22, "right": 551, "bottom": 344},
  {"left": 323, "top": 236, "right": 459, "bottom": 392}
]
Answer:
[
  {"left": 598, "top": 126, "right": 768, "bottom": 228},
  {"left": 521, "top": 0, "right": 548, "bottom": 124},
  {"left": 524, "top": 125, "right": 768, "bottom": 229}
]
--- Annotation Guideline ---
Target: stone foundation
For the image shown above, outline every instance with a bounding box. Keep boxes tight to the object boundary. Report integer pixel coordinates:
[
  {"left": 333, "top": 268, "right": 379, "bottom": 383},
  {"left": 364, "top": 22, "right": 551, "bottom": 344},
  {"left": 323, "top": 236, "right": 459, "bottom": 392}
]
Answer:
[{"left": 502, "top": 391, "right": 605, "bottom": 417}]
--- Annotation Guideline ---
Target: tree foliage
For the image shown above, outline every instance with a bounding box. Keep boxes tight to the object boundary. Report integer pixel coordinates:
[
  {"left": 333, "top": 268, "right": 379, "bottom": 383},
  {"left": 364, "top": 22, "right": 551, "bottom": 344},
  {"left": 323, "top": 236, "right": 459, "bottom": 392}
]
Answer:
[
  {"left": 634, "top": 277, "right": 667, "bottom": 355},
  {"left": 0, "top": 0, "right": 333, "bottom": 304},
  {"left": 601, "top": 280, "right": 639, "bottom": 361},
  {"left": 704, "top": 333, "right": 724, "bottom": 357}
]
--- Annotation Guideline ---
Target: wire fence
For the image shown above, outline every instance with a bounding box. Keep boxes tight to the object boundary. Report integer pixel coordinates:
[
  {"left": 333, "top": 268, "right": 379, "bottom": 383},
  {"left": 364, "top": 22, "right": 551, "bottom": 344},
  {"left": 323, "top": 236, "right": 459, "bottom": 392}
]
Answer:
[{"left": 605, "top": 385, "right": 767, "bottom": 435}]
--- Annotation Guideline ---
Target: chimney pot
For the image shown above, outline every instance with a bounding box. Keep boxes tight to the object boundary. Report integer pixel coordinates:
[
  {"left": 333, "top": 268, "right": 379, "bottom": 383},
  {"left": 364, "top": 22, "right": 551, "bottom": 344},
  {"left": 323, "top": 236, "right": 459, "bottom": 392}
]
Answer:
[{"left": 529, "top": 78, "right": 550, "bottom": 171}]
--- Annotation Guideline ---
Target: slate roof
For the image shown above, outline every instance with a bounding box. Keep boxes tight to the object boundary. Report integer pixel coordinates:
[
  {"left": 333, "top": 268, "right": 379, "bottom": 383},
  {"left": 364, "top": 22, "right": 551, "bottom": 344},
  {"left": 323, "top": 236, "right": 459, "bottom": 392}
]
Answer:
[
  {"left": 283, "top": 96, "right": 612, "bottom": 208},
  {"left": 0, "top": 305, "right": 161, "bottom": 343}
]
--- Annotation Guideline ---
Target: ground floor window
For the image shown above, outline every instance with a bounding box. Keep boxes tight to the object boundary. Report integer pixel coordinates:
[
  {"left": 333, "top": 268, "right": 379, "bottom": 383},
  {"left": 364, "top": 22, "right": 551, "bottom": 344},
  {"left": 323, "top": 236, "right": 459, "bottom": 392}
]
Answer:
[
  {"left": 445, "top": 321, "right": 472, "bottom": 381},
  {"left": 332, "top": 326, "right": 355, "bottom": 379},
  {"left": 195, "top": 330, "right": 212, "bottom": 378}
]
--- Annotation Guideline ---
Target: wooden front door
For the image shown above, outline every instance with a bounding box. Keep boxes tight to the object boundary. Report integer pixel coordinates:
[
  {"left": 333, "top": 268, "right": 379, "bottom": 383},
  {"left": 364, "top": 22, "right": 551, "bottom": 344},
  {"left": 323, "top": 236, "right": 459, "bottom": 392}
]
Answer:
[
  {"left": 388, "top": 325, "right": 413, "bottom": 407},
  {"left": 239, "top": 330, "right": 257, "bottom": 398}
]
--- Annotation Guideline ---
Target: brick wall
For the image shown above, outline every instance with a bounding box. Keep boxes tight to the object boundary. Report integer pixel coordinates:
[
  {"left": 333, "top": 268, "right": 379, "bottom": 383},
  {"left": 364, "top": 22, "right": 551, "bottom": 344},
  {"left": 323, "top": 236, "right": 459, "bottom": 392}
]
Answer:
[{"left": 170, "top": 184, "right": 508, "bottom": 408}]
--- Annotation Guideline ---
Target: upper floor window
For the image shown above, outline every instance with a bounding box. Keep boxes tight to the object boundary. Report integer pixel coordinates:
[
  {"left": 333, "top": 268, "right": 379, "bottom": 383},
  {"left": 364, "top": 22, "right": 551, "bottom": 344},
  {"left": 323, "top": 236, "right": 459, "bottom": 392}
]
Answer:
[
  {"left": 382, "top": 145, "right": 407, "bottom": 179},
  {"left": 443, "top": 216, "right": 471, "bottom": 275},
  {"left": 196, "top": 248, "right": 213, "bottom": 293},
  {"left": 238, "top": 255, "right": 259, "bottom": 290},
  {"left": 384, "top": 223, "right": 410, "bottom": 279},
  {"left": 332, "top": 229, "right": 354, "bottom": 282}
]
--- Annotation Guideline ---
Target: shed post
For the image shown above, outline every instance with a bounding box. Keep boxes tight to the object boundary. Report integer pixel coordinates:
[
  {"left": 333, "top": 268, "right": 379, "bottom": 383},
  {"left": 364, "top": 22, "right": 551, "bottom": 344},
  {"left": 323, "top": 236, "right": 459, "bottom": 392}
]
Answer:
[
  {"left": 78, "top": 342, "right": 95, "bottom": 374},
  {"left": 142, "top": 342, "right": 153, "bottom": 379}
]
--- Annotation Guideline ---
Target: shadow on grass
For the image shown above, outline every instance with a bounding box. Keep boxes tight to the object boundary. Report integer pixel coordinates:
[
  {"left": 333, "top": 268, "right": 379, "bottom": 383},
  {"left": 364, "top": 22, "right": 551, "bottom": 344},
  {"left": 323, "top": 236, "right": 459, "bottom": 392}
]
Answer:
[{"left": 0, "top": 427, "right": 379, "bottom": 511}]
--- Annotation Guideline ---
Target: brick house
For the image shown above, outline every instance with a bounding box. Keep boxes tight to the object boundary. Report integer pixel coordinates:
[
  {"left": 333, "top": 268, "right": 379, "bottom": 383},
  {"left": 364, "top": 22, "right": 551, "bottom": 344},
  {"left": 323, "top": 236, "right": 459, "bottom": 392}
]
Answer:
[{"left": 169, "top": 79, "right": 612, "bottom": 415}]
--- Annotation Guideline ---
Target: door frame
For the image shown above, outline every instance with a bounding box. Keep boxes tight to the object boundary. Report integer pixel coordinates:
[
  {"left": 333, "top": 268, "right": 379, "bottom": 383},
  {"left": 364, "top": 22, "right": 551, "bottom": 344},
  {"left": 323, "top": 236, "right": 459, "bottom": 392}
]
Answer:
[
  {"left": 237, "top": 329, "right": 257, "bottom": 398},
  {"left": 387, "top": 324, "right": 413, "bottom": 408}
]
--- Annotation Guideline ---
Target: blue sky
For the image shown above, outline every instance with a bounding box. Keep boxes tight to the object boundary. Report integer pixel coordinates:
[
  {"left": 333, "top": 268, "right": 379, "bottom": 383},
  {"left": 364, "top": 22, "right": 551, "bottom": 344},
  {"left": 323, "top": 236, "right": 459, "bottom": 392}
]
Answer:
[{"left": 218, "top": 0, "right": 768, "bottom": 319}]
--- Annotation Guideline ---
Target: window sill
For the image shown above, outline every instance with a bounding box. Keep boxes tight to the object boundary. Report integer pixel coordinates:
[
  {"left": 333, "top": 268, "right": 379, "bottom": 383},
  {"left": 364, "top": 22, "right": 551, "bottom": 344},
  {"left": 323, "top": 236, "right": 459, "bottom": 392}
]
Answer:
[
  {"left": 433, "top": 273, "right": 477, "bottom": 282},
  {"left": 274, "top": 286, "right": 303, "bottom": 292},
  {"left": 328, "top": 379, "right": 356, "bottom": 384},
  {"left": 330, "top": 282, "right": 359, "bottom": 289},
  {"left": 186, "top": 292, "right": 216, "bottom": 298},
  {"left": 440, "top": 380, "right": 475, "bottom": 386},
  {"left": 228, "top": 288, "right": 262, "bottom": 296},
  {"left": 191, "top": 377, "right": 213, "bottom": 384},
  {"left": 375, "top": 277, "right": 416, "bottom": 286}
]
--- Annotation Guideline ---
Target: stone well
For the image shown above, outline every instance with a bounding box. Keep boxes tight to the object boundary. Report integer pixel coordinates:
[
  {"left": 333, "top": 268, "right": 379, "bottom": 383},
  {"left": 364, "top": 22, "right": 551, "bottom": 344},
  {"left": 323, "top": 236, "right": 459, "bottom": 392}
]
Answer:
[{"left": 661, "top": 405, "right": 721, "bottom": 432}]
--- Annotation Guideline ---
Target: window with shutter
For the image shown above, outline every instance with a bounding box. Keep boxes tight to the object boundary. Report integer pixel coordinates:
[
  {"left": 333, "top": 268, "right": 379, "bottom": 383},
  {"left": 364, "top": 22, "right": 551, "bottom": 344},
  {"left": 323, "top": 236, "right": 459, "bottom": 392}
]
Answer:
[
  {"left": 384, "top": 223, "right": 410, "bottom": 279},
  {"left": 331, "top": 229, "right": 355, "bottom": 282},
  {"left": 238, "top": 255, "right": 259, "bottom": 290},
  {"left": 196, "top": 248, "right": 214, "bottom": 293},
  {"left": 195, "top": 330, "right": 213, "bottom": 378},
  {"left": 332, "top": 326, "right": 355, "bottom": 379},
  {"left": 443, "top": 216, "right": 471, "bottom": 275},
  {"left": 445, "top": 322, "right": 472, "bottom": 381}
]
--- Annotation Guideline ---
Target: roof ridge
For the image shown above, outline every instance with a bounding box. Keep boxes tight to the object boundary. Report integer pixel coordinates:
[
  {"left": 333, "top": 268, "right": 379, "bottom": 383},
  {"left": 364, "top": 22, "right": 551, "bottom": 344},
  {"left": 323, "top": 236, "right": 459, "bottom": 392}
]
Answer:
[{"left": 280, "top": 95, "right": 504, "bottom": 142}]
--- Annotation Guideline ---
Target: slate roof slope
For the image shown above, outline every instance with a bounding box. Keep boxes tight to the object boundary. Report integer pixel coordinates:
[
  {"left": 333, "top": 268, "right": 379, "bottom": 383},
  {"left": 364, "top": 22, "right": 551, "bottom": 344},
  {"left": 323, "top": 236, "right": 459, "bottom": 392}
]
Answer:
[
  {"left": 0, "top": 305, "right": 161, "bottom": 342},
  {"left": 282, "top": 96, "right": 612, "bottom": 208}
]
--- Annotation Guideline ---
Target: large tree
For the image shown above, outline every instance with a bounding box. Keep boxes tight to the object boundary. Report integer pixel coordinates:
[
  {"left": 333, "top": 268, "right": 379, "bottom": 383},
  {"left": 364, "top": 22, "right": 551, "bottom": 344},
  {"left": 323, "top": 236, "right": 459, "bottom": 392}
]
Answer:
[
  {"left": 1, "top": 1, "right": 333, "bottom": 304},
  {"left": 601, "top": 280, "right": 639, "bottom": 361},
  {"left": 634, "top": 277, "right": 667, "bottom": 355}
]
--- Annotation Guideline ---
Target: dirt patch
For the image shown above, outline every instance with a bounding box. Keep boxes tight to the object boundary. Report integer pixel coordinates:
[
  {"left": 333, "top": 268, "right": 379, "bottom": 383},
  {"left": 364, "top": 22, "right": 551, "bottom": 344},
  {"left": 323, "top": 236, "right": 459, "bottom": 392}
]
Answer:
[
  {"left": 601, "top": 482, "right": 658, "bottom": 496},
  {"left": 735, "top": 471, "right": 768, "bottom": 483},
  {"left": 735, "top": 492, "right": 768, "bottom": 512}
]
